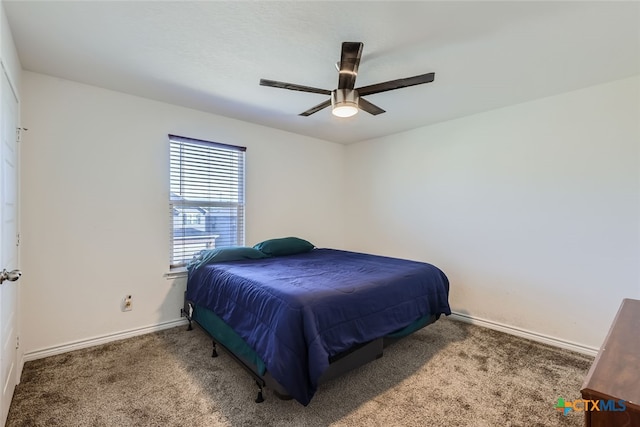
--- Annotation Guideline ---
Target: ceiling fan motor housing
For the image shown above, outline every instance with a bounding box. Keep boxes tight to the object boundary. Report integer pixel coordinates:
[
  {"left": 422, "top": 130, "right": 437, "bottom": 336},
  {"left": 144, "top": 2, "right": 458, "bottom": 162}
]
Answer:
[{"left": 331, "top": 89, "right": 359, "bottom": 117}]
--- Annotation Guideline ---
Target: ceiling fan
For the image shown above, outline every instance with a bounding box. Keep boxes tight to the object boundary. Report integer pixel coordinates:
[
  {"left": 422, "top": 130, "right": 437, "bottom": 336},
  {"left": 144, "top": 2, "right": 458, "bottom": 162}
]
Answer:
[{"left": 260, "top": 42, "right": 435, "bottom": 118}]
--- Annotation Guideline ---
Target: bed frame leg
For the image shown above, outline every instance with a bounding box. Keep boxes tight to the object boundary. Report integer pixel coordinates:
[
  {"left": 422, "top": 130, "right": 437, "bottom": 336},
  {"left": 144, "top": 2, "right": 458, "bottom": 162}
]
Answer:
[
  {"left": 180, "top": 308, "right": 193, "bottom": 331},
  {"left": 255, "top": 382, "right": 265, "bottom": 403},
  {"left": 211, "top": 341, "right": 218, "bottom": 358}
]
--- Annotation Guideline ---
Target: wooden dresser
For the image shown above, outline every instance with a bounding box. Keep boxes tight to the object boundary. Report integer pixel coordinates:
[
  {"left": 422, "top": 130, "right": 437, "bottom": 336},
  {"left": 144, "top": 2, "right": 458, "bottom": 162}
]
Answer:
[{"left": 581, "top": 298, "right": 640, "bottom": 427}]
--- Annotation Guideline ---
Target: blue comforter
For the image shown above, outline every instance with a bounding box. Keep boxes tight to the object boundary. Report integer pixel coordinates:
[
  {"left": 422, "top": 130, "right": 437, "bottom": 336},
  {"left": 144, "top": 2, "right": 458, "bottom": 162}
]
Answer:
[{"left": 186, "top": 249, "right": 451, "bottom": 405}]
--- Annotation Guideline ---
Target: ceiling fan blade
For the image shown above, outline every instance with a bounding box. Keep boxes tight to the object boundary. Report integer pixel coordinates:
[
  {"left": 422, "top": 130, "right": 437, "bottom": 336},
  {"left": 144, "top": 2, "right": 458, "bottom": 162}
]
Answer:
[
  {"left": 300, "top": 99, "right": 332, "bottom": 116},
  {"left": 358, "top": 97, "right": 386, "bottom": 115},
  {"left": 260, "top": 79, "right": 331, "bottom": 95},
  {"left": 338, "top": 42, "right": 363, "bottom": 90},
  {"left": 357, "top": 72, "right": 435, "bottom": 97}
]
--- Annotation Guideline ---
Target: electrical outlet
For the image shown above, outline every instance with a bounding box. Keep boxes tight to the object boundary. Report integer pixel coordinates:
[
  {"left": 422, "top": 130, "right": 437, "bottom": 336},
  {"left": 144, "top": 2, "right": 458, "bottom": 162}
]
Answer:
[{"left": 122, "top": 295, "right": 132, "bottom": 312}]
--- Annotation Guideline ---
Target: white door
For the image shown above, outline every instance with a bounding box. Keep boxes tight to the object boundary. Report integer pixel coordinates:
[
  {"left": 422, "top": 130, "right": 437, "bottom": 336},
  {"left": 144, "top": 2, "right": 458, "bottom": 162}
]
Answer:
[{"left": 0, "top": 64, "right": 20, "bottom": 426}]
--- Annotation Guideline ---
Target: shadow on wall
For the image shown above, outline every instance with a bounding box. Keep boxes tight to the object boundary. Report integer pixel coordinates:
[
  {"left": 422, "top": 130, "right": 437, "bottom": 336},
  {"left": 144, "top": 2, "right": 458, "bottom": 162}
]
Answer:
[{"left": 156, "top": 275, "right": 188, "bottom": 325}]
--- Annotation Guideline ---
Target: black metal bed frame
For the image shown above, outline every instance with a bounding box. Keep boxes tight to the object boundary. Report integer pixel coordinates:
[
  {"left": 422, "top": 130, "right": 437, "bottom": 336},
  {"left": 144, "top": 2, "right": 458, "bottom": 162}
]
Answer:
[{"left": 181, "top": 293, "right": 437, "bottom": 404}]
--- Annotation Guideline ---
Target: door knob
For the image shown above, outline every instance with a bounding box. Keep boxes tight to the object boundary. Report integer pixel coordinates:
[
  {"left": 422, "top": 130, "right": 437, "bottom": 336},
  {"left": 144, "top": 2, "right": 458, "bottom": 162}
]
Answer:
[{"left": 0, "top": 269, "right": 21, "bottom": 284}]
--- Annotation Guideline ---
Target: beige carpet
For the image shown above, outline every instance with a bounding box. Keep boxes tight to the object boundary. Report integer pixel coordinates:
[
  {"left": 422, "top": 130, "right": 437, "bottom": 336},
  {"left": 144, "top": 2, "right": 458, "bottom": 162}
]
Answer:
[{"left": 8, "top": 318, "right": 592, "bottom": 426}]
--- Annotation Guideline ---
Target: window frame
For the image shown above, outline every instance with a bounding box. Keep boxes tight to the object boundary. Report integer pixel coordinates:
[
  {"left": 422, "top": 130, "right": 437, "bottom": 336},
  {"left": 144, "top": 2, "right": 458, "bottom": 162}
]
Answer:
[{"left": 168, "top": 134, "right": 246, "bottom": 269}]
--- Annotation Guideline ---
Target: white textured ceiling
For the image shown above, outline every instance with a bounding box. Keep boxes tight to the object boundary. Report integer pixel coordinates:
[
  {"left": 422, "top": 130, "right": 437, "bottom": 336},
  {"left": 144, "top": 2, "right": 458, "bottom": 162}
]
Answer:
[{"left": 4, "top": 1, "right": 640, "bottom": 144}]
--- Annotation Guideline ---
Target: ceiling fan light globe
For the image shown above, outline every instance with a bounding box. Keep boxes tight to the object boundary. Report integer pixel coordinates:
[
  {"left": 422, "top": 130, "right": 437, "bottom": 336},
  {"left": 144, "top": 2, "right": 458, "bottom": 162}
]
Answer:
[
  {"left": 332, "top": 103, "right": 359, "bottom": 117},
  {"left": 331, "top": 89, "right": 359, "bottom": 118}
]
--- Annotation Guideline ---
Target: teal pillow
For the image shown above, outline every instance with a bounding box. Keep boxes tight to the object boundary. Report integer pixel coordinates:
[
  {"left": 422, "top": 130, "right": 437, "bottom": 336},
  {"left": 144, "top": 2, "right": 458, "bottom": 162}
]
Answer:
[
  {"left": 253, "top": 237, "right": 315, "bottom": 257},
  {"left": 187, "top": 246, "right": 268, "bottom": 271}
]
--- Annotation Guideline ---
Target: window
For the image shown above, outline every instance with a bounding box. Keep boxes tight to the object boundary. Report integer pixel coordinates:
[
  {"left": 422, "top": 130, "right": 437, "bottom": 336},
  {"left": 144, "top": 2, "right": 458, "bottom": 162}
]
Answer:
[{"left": 169, "top": 134, "right": 246, "bottom": 268}]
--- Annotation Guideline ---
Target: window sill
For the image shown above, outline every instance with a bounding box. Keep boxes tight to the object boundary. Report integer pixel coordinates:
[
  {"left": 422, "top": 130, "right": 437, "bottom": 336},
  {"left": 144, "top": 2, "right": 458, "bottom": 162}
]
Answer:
[{"left": 164, "top": 268, "right": 187, "bottom": 279}]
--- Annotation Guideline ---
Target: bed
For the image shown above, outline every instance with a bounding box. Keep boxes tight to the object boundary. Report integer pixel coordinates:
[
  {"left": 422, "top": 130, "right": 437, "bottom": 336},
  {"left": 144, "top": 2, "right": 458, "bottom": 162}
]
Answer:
[{"left": 183, "top": 243, "right": 451, "bottom": 406}]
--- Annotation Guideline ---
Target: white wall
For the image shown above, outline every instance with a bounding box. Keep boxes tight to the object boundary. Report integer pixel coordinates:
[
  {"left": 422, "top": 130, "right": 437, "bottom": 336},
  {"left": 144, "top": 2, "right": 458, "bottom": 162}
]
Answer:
[
  {"left": 18, "top": 67, "right": 640, "bottom": 356},
  {"left": 20, "top": 71, "right": 345, "bottom": 355},
  {"left": 1, "top": 1, "right": 20, "bottom": 94},
  {"left": 345, "top": 76, "right": 640, "bottom": 350}
]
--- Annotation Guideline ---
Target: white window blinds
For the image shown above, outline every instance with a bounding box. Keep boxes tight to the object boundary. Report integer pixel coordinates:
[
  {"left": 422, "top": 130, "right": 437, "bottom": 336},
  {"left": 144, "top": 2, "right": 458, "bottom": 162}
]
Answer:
[{"left": 169, "top": 134, "right": 246, "bottom": 268}]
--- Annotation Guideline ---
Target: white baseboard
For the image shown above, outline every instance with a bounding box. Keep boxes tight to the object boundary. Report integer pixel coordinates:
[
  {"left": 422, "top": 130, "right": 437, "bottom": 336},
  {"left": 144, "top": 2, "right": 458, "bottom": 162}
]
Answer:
[
  {"left": 23, "top": 318, "right": 189, "bottom": 363},
  {"left": 449, "top": 312, "right": 599, "bottom": 357},
  {"left": 21, "top": 313, "right": 598, "bottom": 365}
]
